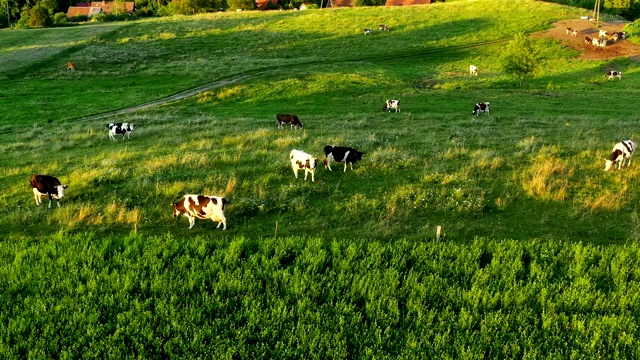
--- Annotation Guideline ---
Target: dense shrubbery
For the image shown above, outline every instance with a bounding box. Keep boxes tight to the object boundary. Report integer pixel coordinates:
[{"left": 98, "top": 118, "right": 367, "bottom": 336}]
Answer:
[
  {"left": 68, "top": 14, "right": 89, "bottom": 22},
  {"left": 2, "top": 235, "right": 640, "bottom": 357},
  {"left": 92, "top": 12, "right": 136, "bottom": 22}
]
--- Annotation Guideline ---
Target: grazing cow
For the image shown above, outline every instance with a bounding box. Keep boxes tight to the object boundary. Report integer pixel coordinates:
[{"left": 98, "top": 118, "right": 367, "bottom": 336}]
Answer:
[
  {"left": 107, "top": 122, "right": 135, "bottom": 140},
  {"left": 290, "top": 149, "right": 317, "bottom": 181},
  {"left": 572, "top": 29, "right": 578, "bottom": 37},
  {"left": 67, "top": 62, "right": 76, "bottom": 71},
  {"left": 566, "top": 27, "right": 573, "bottom": 35},
  {"left": 323, "top": 146, "right": 365, "bottom": 172},
  {"left": 470, "top": 65, "right": 478, "bottom": 76},
  {"left": 612, "top": 33, "right": 619, "bottom": 42},
  {"left": 378, "top": 24, "right": 389, "bottom": 31},
  {"left": 172, "top": 194, "right": 228, "bottom": 230},
  {"left": 618, "top": 31, "right": 626, "bottom": 40},
  {"left": 605, "top": 71, "right": 622, "bottom": 80},
  {"left": 605, "top": 140, "right": 636, "bottom": 171},
  {"left": 599, "top": 30, "right": 607, "bottom": 38},
  {"left": 383, "top": 99, "right": 400, "bottom": 112},
  {"left": 472, "top": 102, "right": 490, "bottom": 116},
  {"left": 585, "top": 36, "right": 592, "bottom": 45},
  {"left": 364, "top": 28, "right": 372, "bottom": 35},
  {"left": 598, "top": 38, "right": 608, "bottom": 47},
  {"left": 30, "top": 174, "right": 68, "bottom": 208},
  {"left": 592, "top": 37, "right": 600, "bottom": 46},
  {"left": 276, "top": 114, "right": 303, "bottom": 130}
]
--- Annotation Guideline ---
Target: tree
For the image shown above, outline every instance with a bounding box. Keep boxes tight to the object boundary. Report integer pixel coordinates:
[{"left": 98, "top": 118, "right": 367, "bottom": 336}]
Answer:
[
  {"left": 28, "top": 4, "right": 51, "bottom": 27},
  {"left": 500, "top": 32, "right": 541, "bottom": 86},
  {"left": 605, "top": 0, "right": 640, "bottom": 20}
]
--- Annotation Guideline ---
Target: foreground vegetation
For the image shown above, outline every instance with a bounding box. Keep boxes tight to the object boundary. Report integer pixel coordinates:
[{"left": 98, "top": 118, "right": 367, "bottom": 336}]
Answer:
[
  {"left": 3, "top": 0, "right": 640, "bottom": 355},
  {"left": 3, "top": 235, "right": 640, "bottom": 358}
]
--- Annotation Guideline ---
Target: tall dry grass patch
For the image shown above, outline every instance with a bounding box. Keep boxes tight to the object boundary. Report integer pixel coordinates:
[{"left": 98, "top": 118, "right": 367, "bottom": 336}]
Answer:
[{"left": 521, "top": 147, "right": 572, "bottom": 202}]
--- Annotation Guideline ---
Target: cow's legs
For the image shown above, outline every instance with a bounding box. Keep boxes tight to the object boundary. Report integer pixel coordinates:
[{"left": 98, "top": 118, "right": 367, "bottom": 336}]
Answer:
[
  {"left": 187, "top": 215, "right": 196, "bottom": 229},
  {"left": 326, "top": 157, "right": 332, "bottom": 171},
  {"left": 292, "top": 167, "right": 299, "bottom": 179},
  {"left": 48, "top": 194, "right": 53, "bottom": 209},
  {"left": 214, "top": 216, "right": 227, "bottom": 230},
  {"left": 33, "top": 189, "right": 41, "bottom": 205},
  {"left": 57, "top": 199, "right": 61, "bottom": 208},
  {"left": 344, "top": 162, "right": 348, "bottom": 172}
]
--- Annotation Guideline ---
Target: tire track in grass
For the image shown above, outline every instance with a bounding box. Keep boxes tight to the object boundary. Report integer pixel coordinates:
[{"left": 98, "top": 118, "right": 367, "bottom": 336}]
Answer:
[{"left": 76, "top": 38, "right": 512, "bottom": 122}]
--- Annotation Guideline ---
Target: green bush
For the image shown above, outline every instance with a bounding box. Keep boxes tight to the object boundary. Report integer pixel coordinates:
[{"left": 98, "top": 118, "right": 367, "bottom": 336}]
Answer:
[
  {"left": 227, "top": 0, "right": 255, "bottom": 10},
  {"left": 28, "top": 5, "right": 52, "bottom": 27},
  {"left": 53, "top": 12, "right": 68, "bottom": 24},
  {"left": 68, "top": 14, "right": 89, "bottom": 22},
  {"left": 92, "top": 13, "right": 135, "bottom": 22}
]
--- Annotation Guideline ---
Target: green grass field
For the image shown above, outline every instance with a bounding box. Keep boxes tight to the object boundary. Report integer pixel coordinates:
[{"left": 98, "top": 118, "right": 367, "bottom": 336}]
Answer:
[{"left": 3, "top": 0, "right": 640, "bottom": 356}]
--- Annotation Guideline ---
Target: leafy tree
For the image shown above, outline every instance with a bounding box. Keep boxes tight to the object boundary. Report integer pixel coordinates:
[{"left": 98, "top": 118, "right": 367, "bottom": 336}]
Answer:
[
  {"left": 500, "top": 32, "right": 540, "bottom": 86},
  {"left": 227, "top": 0, "right": 254, "bottom": 10},
  {"left": 112, "top": 0, "right": 128, "bottom": 14},
  {"left": 28, "top": 4, "right": 51, "bottom": 26},
  {"left": 605, "top": 0, "right": 640, "bottom": 19}
]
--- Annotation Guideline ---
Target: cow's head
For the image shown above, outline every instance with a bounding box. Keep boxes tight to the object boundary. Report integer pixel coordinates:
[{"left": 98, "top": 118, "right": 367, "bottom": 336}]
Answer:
[
  {"left": 604, "top": 159, "right": 614, "bottom": 171},
  {"left": 172, "top": 203, "right": 181, "bottom": 217},
  {"left": 355, "top": 151, "right": 365, "bottom": 161},
  {"left": 55, "top": 184, "right": 68, "bottom": 199}
]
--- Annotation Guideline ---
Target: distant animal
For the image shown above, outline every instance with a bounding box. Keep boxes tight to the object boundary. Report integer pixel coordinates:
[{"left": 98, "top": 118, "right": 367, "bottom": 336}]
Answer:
[
  {"left": 383, "top": 99, "right": 400, "bottom": 112},
  {"left": 592, "top": 37, "right": 600, "bottom": 46},
  {"left": 67, "top": 62, "right": 76, "bottom": 71},
  {"left": 599, "top": 29, "right": 607, "bottom": 38},
  {"left": 290, "top": 149, "right": 318, "bottom": 181},
  {"left": 611, "top": 33, "right": 619, "bottom": 42},
  {"left": 276, "top": 114, "right": 303, "bottom": 130},
  {"left": 584, "top": 36, "right": 592, "bottom": 45},
  {"left": 605, "top": 70, "right": 622, "bottom": 80},
  {"left": 364, "top": 28, "right": 372, "bottom": 35},
  {"left": 30, "top": 174, "right": 68, "bottom": 208},
  {"left": 472, "top": 102, "right": 490, "bottom": 116},
  {"left": 323, "top": 145, "right": 365, "bottom": 172},
  {"left": 107, "top": 122, "right": 135, "bottom": 140},
  {"left": 566, "top": 27, "right": 573, "bottom": 35},
  {"left": 572, "top": 29, "right": 578, "bottom": 37},
  {"left": 604, "top": 140, "right": 636, "bottom": 171},
  {"left": 378, "top": 24, "right": 389, "bottom": 31},
  {"left": 598, "top": 38, "right": 608, "bottom": 47},
  {"left": 172, "top": 194, "right": 228, "bottom": 230},
  {"left": 469, "top": 65, "right": 478, "bottom": 76}
]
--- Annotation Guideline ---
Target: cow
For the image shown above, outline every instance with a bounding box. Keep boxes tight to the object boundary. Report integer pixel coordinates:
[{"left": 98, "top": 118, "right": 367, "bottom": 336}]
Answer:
[
  {"left": 472, "top": 102, "right": 490, "bottom": 116},
  {"left": 592, "top": 37, "right": 600, "bottom": 46},
  {"left": 599, "top": 30, "right": 607, "bottom": 38},
  {"left": 585, "top": 36, "right": 592, "bottom": 45},
  {"left": 30, "top": 174, "right": 68, "bottom": 208},
  {"left": 611, "top": 33, "right": 619, "bottom": 42},
  {"left": 290, "top": 149, "right": 317, "bottom": 181},
  {"left": 566, "top": 27, "right": 573, "bottom": 35},
  {"left": 67, "top": 62, "right": 76, "bottom": 71},
  {"left": 276, "top": 114, "right": 303, "bottom": 130},
  {"left": 364, "top": 28, "right": 372, "bottom": 35},
  {"left": 172, "top": 194, "right": 228, "bottom": 230},
  {"left": 323, "top": 145, "right": 365, "bottom": 172},
  {"left": 572, "top": 29, "right": 578, "bottom": 37},
  {"left": 604, "top": 140, "right": 636, "bottom": 171},
  {"left": 598, "top": 38, "right": 608, "bottom": 47},
  {"left": 470, "top": 65, "right": 478, "bottom": 76},
  {"left": 107, "top": 123, "right": 135, "bottom": 140},
  {"left": 378, "top": 24, "right": 389, "bottom": 31},
  {"left": 383, "top": 99, "right": 400, "bottom": 112},
  {"left": 605, "top": 71, "right": 622, "bottom": 80}
]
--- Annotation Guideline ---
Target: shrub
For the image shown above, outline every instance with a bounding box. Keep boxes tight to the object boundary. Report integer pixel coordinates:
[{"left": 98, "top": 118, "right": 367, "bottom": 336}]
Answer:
[
  {"left": 227, "top": 0, "right": 255, "bottom": 10},
  {"left": 28, "top": 5, "right": 52, "bottom": 27},
  {"left": 92, "top": 13, "right": 135, "bottom": 22},
  {"left": 264, "top": 0, "right": 279, "bottom": 9},
  {"left": 53, "top": 12, "right": 68, "bottom": 24},
  {"left": 501, "top": 32, "right": 541, "bottom": 86},
  {"left": 68, "top": 14, "right": 89, "bottom": 22}
]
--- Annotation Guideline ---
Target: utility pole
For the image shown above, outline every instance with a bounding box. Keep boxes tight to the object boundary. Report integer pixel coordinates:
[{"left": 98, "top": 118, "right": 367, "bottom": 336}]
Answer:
[
  {"left": 6, "top": 0, "right": 10, "bottom": 28},
  {"left": 592, "top": 0, "right": 601, "bottom": 27}
]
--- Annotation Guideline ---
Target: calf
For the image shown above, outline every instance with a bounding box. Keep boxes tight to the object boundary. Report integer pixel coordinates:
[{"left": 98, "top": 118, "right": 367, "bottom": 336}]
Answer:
[
  {"left": 30, "top": 174, "right": 68, "bottom": 208},
  {"left": 276, "top": 114, "right": 303, "bottom": 130},
  {"left": 378, "top": 24, "right": 389, "bottom": 31},
  {"left": 599, "top": 29, "right": 607, "bottom": 38},
  {"left": 566, "top": 27, "right": 573, "bottom": 35},
  {"left": 172, "top": 194, "right": 228, "bottom": 230},
  {"left": 472, "top": 102, "right": 490, "bottom": 116},
  {"left": 592, "top": 37, "right": 600, "bottom": 46},
  {"left": 383, "top": 99, "right": 400, "bottom": 112},
  {"left": 605, "top": 70, "right": 622, "bottom": 80},
  {"left": 323, "top": 145, "right": 365, "bottom": 172},
  {"left": 469, "top": 65, "right": 478, "bottom": 76},
  {"left": 67, "top": 62, "right": 76, "bottom": 71},
  {"left": 605, "top": 140, "right": 636, "bottom": 171},
  {"left": 572, "top": 29, "right": 578, "bottom": 37},
  {"left": 364, "top": 28, "right": 372, "bottom": 35},
  {"left": 584, "top": 36, "right": 592, "bottom": 45},
  {"left": 290, "top": 149, "right": 317, "bottom": 181},
  {"left": 107, "top": 122, "right": 135, "bottom": 140}
]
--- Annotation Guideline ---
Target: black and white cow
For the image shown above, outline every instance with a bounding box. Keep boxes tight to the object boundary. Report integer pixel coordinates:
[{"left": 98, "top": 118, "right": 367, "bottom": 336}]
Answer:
[
  {"left": 323, "top": 146, "right": 365, "bottom": 172},
  {"left": 290, "top": 149, "right": 318, "bottom": 181},
  {"left": 364, "top": 28, "right": 372, "bottom": 35},
  {"left": 172, "top": 194, "right": 228, "bottom": 230},
  {"left": 605, "top": 71, "right": 622, "bottom": 80},
  {"left": 30, "top": 174, "right": 68, "bottom": 208},
  {"left": 276, "top": 114, "right": 303, "bottom": 130},
  {"left": 107, "top": 123, "right": 135, "bottom": 140},
  {"left": 383, "top": 99, "right": 400, "bottom": 112},
  {"left": 472, "top": 102, "right": 490, "bottom": 116},
  {"left": 605, "top": 140, "right": 636, "bottom": 171}
]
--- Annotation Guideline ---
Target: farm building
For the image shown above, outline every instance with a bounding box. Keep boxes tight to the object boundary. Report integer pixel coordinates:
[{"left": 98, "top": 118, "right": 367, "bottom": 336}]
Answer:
[{"left": 67, "top": 1, "right": 135, "bottom": 18}]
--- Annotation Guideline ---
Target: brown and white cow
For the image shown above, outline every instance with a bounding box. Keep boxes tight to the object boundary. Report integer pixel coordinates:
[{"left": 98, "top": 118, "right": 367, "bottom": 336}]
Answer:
[
  {"left": 67, "top": 62, "right": 76, "bottom": 71},
  {"left": 378, "top": 24, "right": 389, "bottom": 31},
  {"left": 276, "top": 114, "right": 303, "bottom": 130},
  {"left": 469, "top": 65, "right": 478, "bottom": 76},
  {"left": 172, "top": 194, "right": 228, "bottom": 230},
  {"left": 605, "top": 71, "right": 622, "bottom": 80},
  {"left": 566, "top": 27, "right": 573, "bottom": 35},
  {"left": 472, "top": 102, "right": 490, "bottom": 116},
  {"left": 605, "top": 140, "right": 636, "bottom": 171},
  {"left": 585, "top": 36, "right": 592, "bottom": 45},
  {"left": 383, "top": 99, "right": 400, "bottom": 112},
  {"left": 30, "top": 174, "right": 68, "bottom": 208},
  {"left": 290, "top": 149, "right": 317, "bottom": 181}
]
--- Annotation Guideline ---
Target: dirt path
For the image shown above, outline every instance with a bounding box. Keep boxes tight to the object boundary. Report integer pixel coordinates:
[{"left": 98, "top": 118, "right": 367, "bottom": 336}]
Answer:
[{"left": 532, "top": 19, "right": 640, "bottom": 61}]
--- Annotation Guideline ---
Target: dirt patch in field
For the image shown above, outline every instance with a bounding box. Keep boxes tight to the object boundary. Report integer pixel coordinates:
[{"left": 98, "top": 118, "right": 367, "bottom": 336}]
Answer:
[{"left": 531, "top": 19, "right": 640, "bottom": 61}]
